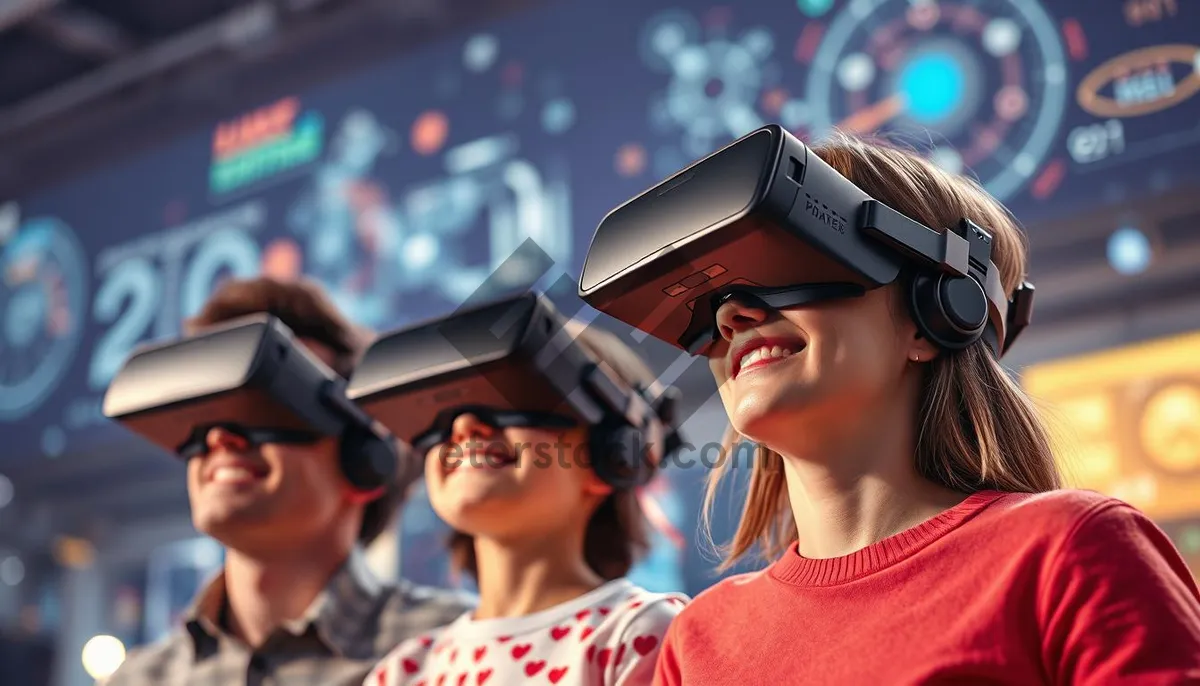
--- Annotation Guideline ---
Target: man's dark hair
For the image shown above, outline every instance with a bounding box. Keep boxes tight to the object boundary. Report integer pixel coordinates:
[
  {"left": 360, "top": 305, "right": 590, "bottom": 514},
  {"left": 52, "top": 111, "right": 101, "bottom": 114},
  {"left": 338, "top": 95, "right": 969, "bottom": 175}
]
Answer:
[
  {"left": 447, "top": 321, "right": 658, "bottom": 581},
  {"left": 186, "top": 276, "right": 405, "bottom": 545}
]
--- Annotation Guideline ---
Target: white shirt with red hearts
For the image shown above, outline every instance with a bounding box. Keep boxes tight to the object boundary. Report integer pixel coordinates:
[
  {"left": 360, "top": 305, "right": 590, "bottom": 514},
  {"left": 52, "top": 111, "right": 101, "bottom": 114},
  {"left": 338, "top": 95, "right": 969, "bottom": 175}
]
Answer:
[{"left": 366, "top": 579, "right": 687, "bottom": 686}]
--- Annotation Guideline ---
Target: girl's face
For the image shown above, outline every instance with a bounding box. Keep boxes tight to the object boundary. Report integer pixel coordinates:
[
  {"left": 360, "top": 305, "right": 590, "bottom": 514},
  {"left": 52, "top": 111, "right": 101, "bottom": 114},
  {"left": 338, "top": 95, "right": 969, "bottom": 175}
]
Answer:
[
  {"left": 707, "top": 285, "right": 937, "bottom": 450},
  {"left": 423, "top": 411, "right": 610, "bottom": 542}
]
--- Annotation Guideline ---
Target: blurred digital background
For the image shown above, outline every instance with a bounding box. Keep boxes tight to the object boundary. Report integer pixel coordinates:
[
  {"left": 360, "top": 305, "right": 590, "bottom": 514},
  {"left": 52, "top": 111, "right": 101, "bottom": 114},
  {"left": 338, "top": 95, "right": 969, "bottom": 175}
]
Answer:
[{"left": 0, "top": 0, "right": 1197, "bottom": 683}]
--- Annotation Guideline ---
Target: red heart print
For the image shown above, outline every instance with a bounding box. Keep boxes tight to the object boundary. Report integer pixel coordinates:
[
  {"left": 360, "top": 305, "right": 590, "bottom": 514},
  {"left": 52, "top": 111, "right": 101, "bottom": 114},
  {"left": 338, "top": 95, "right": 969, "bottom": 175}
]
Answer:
[
  {"left": 598, "top": 607, "right": 610, "bottom": 616},
  {"left": 580, "top": 627, "right": 595, "bottom": 641},
  {"left": 633, "top": 635, "right": 659, "bottom": 656},
  {"left": 586, "top": 645, "right": 596, "bottom": 662},
  {"left": 550, "top": 625, "right": 570, "bottom": 641},
  {"left": 376, "top": 670, "right": 387, "bottom": 686},
  {"left": 421, "top": 636, "right": 435, "bottom": 648},
  {"left": 451, "top": 649, "right": 458, "bottom": 664},
  {"left": 474, "top": 647, "right": 487, "bottom": 663},
  {"left": 512, "top": 644, "right": 532, "bottom": 660},
  {"left": 524, "top": 660, "right": 546, "bottom": 676},
  {"left": 548, "top": 667, "right": 568, "bottom": 683},
  {"left": 476, "top": 669, "right": 492, "bottom": 685},
  {"left": 456, "top": 674, "right": 467, "bottom": 686},
  {"left": 497, "top": 636, "right": 513, "bottom": 643},
  {"left": 629, "top": 601, "right": 643, "bottom": 609},
  {"left": 615, "top": 644, "right": 627, "bottom": 666},
  {"left": 415, "top": 682, "right": 426, "bottom": 686},
  {"left": 575, "top": 609, "right": 590, "bottom": 621},
  {"left": 597, "top": 648, "right": 612, "bottom": 668},
  {"left": 436, "top": 675, "right": 446, "bottom": 686},
  {"left": 403, "top": 658, "right": 420, "bottom": 674}
]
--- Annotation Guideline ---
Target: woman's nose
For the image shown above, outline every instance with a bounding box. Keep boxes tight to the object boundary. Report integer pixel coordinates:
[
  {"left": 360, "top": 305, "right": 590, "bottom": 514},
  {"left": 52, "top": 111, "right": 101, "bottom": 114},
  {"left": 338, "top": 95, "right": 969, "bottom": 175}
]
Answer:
[
  {"left": 715, "top": 295, "right": 769, "bottom": 343},
  {"left": 449, "top": 413, "right": 494, "bottom": 446}
]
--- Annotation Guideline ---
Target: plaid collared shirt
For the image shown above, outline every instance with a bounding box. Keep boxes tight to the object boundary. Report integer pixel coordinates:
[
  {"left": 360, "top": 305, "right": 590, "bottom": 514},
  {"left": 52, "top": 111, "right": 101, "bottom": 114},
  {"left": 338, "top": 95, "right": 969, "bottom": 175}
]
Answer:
[{"left": 105, "top": 550, "right": 473, "bottom": 686}]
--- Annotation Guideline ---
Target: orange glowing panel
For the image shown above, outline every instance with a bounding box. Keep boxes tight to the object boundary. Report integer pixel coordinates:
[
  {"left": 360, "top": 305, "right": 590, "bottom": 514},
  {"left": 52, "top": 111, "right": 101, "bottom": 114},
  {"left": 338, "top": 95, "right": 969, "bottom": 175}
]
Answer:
[{"left": 1023, "top": 330, "right": 1200, "bottom": 520}]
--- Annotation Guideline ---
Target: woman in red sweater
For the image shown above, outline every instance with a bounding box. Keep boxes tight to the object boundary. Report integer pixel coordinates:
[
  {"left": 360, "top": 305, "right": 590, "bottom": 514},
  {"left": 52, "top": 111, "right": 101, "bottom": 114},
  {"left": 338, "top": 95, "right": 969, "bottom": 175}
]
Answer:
[{"left": 649, "top": 135, "right": 1200, "bottom": 684}]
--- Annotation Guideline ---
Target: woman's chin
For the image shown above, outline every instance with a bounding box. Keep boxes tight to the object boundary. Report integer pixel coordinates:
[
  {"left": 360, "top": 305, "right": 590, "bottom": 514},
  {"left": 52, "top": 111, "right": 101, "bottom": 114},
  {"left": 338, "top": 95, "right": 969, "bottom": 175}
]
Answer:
[
  {"left": 728, "top": 402, "right": 782, "bottom": 445},
  {"left": 727, "top": 391, "right": 812, "bottom": 447}
]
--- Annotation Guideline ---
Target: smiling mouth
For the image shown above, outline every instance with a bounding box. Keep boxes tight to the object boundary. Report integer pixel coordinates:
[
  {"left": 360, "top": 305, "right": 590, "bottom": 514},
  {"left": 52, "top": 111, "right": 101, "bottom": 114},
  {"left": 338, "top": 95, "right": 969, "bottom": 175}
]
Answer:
[
  {"left": 446, "top": 449, "right": 519, "bottom": 476},
  {"left": 734, "top": 343, "right": 805, "bottom": 379},
  {"left": 204, "top": 455, "right": 269, "bottom": 486}
]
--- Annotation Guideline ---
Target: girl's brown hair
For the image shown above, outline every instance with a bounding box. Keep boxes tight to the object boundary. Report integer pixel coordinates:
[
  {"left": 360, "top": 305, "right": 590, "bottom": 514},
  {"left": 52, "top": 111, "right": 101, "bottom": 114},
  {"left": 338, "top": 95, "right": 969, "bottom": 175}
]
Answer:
[
  {"left": 448, "top": 320, "right": 658, "bottom": 580},
  {"left": 703, "top": 132, "right": 1062, "bottom": 569}
]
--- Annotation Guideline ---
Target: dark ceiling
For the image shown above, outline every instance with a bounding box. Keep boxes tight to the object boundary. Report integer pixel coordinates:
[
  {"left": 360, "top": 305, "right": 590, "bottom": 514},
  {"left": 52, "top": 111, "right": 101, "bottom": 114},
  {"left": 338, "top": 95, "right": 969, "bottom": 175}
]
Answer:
[{"left": 0, "top": 0, "right": 539, "bottom": 200}]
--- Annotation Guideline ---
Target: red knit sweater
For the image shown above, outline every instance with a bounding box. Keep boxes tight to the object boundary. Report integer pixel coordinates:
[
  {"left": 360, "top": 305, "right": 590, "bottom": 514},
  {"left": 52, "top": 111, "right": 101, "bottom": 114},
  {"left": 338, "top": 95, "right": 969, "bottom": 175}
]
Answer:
[{"left": 654, "top": 489, "right": 1200, "bottom": 685}]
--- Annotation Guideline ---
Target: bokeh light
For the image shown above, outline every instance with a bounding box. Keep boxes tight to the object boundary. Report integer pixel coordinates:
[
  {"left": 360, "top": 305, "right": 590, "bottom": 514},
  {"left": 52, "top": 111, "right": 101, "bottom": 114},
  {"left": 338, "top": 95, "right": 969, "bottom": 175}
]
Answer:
[
  {"left": 1106, "top": 226, "right": 1153, "bottom": 275},
  {"left": 411, "top": 110, "right": 450, "bottom": 156},
  {"left": 463, "top": 34, "right": 499, "bottom": 72},
  {"left": 55, "top": 536, "right": 95, "bottom": 569},
  {"left": 0, "top": 473, "right": 12, "bottom": 509},
  {"left": 541, "top": 98, "right": 577, "bottom": 134},
  {"left": 82, "top": 635, "right": 126, "bottom": 680},
  {"left": 260, "top": 238, "right": 303, "bottom": 280},
  {"left": 616, "top": 144, "right": 648, "bottom": 177},
  {"left": 0, "top": 555, "right": 24, "bottom": 586}
]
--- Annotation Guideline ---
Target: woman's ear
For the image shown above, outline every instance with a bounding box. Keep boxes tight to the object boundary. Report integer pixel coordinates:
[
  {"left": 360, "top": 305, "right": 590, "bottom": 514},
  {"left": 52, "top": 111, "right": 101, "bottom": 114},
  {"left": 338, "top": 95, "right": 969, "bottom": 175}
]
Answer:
[
  {"left": 906, "top": 330, "right": 941, "bottom": 364},
  {"left": 582, "top": 469, "right": 614, "bottom": 498}
]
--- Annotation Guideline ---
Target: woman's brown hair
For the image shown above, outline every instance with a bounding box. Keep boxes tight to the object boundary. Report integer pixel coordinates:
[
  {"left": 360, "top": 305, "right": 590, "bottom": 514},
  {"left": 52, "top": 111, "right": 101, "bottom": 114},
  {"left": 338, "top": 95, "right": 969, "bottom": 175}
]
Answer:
[
  {"left": 703, "top": 132, "right": 1062, "bottom": 569},
  {"left": 448, "top": 320, "right": 660, "bottom": 581}
]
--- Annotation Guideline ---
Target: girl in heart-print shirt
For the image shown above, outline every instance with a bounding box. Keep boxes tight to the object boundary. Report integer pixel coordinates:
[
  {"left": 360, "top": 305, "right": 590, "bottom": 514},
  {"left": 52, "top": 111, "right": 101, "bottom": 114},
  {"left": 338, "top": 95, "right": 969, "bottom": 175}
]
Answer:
[
  {"left": 364, "top": 316, "right": 690, "bottom": 686},
  {"left": 368, "top": 579, "right": 685, "bottom": 686}
]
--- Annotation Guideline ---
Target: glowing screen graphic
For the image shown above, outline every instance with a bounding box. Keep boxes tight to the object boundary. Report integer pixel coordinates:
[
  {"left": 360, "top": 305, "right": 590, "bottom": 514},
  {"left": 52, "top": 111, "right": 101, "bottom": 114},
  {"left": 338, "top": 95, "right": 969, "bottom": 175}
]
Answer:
[{"left": 1, "top": 0, "right": 1198, "bottom": 595}]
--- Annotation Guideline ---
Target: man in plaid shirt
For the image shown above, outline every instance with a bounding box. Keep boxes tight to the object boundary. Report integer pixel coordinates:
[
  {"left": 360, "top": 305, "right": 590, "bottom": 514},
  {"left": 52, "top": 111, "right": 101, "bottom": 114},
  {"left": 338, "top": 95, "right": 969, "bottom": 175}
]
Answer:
[{"left": 106, "top": 278, "right": 472, "bottom": 686}]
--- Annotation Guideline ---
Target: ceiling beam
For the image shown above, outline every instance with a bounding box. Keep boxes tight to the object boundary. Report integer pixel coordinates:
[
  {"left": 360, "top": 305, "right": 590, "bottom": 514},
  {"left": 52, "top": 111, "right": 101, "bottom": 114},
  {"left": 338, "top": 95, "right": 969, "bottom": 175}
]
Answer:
[
  {"left": 25, "top": 3, "right": 135, "bottom": 60},
  {"left": 0, "top": 0, "right": 285, "bottom": 136},
  {"left": 0, "top": 0, "right": 58, "bottom": 32}
]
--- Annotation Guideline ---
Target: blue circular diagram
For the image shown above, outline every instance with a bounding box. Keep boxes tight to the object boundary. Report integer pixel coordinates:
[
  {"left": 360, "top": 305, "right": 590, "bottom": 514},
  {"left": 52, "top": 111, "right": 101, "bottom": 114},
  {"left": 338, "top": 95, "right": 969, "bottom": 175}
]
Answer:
[
  {"left": 0, "top": 217, "right": 89, "bottom": 420},
  {"left": 805, "top": 0, "right": 1068, "bottom": 200},
  {"left": 641, "top": 10, "right": 777, "bottom": 166}
]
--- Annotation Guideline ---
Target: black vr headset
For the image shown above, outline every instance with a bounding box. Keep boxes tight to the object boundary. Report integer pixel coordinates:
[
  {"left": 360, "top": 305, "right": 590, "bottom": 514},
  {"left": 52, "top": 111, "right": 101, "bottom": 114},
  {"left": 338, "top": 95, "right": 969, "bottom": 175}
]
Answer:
[
  {"left": 346, "top": 292, "right": 682, "bottom": 490},
  {"left": 102, "top": 314, "right": 400, "bottom": 492},
  {"left": 578, "top": 124, "right": 1035, "bottom": 358}
]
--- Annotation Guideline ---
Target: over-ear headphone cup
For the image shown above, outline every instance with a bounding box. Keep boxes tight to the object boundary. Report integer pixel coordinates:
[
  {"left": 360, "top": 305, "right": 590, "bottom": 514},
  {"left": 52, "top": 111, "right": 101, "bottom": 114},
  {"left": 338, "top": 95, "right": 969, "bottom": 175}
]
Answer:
[
  {"left": 339, "top": 428, "right": 398, "bottom": 492},
  {"left": 589, "top": 424, "right": 650, "bottom": 491},
  {"left": 909, "top": 272, "right": 988, "bottom": 350}
]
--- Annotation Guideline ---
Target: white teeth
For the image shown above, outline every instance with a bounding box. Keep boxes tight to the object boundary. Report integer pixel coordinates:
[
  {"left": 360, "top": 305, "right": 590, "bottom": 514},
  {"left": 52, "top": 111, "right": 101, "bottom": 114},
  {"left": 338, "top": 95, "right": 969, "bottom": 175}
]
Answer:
[
  {"left": 213, "top": 466, "right": 255, "bottom": 483},
  {"left": 741, "top": 345, "right": 795, "bottom": 369}
]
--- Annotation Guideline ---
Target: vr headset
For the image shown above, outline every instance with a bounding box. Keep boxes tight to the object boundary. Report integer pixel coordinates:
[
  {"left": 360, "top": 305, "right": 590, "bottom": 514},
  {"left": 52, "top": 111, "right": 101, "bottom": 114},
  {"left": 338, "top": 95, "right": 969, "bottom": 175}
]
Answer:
[
  {"left": 103, "top": 314, "right": 400, "bottom": 492},
  {"left": 578, "top": 124, "right": 1034, "bottom": 358},
  {"left": 346, "top": 292, "right": 682, "bottom": 490}
]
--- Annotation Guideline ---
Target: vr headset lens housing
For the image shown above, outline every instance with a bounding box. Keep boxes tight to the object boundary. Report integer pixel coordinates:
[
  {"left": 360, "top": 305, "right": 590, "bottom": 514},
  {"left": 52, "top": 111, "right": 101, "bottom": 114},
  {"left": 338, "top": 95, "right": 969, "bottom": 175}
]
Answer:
[
  {"left": 175, "top": 424, "right": 323, "bottom": 460},
  {"left": 104, "top": 315, "right": 359, "bottom": 458},
  {"left": 578, "top": 125, "right": 1033, "bottom": 357},
  {"left": 348, "top": 293, "right": 611, "bottom": 447}
]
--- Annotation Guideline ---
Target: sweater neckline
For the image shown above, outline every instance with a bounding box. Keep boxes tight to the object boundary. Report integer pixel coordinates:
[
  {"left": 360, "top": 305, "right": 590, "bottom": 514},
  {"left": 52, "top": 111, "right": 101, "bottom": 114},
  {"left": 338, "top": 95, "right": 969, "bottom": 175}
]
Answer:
[
  {"left": 445, "top": 579, "right": 634, "bottom": 641},
  {"left": 770, "top": 490, "right": 1005, "bottom": 587}
]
